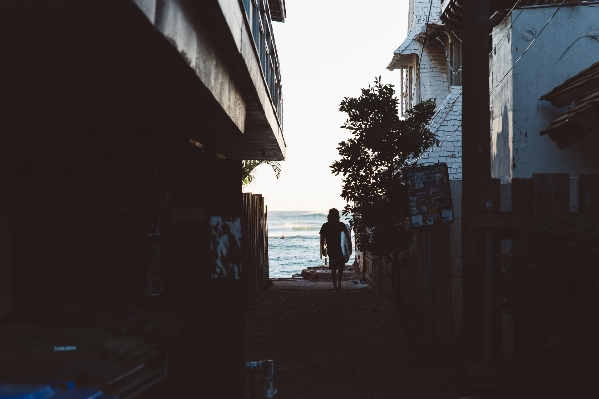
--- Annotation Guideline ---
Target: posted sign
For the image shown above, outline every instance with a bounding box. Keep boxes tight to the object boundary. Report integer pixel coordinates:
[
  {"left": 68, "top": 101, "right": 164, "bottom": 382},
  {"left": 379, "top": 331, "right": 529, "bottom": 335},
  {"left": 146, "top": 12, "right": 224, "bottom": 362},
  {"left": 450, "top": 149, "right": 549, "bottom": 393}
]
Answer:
[{"left": 405, "top": 163, "right": 454, "bottom": 227}]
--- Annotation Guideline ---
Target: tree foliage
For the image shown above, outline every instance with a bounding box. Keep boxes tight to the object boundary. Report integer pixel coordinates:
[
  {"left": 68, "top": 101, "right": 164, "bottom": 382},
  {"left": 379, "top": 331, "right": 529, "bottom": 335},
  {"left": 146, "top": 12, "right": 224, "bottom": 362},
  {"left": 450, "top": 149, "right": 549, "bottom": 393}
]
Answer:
[
  {"left": 331, "top": 77, "right": 437, "bottom": 256},
  {"left": 242, "top": 160, "right": 281, "bottom": 186}
]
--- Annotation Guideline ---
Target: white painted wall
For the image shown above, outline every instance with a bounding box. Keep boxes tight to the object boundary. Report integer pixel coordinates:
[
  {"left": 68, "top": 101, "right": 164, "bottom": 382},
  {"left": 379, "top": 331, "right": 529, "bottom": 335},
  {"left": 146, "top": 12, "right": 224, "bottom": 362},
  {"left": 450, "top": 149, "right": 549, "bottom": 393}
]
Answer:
[
  {"left": 420, "top": 42, "right": 450, "bottom": 105},
  {"left": 389, "top": 0, "right": 464, "bottom": 340},
  {"left": 391, "top": 0, "right": 463, "bottom": 180},
  {"left": 420, "top": 87, "right": 463, "bottom": 180},
  {"left": 490, "top": 3, "right": 599, "bottom": 183},
  {"left": 408, "top": 0, "right": 441, "bottom": 31},
  {"left": 400, "top": 0, "right": 448, "bottom": 107}
]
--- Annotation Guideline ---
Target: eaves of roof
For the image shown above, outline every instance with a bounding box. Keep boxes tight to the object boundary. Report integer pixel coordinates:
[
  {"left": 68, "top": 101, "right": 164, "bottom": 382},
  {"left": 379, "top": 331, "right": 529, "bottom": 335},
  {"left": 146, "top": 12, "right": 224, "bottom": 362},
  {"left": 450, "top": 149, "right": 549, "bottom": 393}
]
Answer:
[
  {"left": 441, "top": 0, "right": 590, "bottom": 32},
  {"left": 539, "top": 88, "right": 599, "bottom": 150},
  {"left": 387, "top": 21, "right": 449, "bottom": 70},
  {"left": 387, "top": 25, "right": 422, "bottom": 70},
  {"left": 539, "top": 61, "right": 599, "bottom": 108}
]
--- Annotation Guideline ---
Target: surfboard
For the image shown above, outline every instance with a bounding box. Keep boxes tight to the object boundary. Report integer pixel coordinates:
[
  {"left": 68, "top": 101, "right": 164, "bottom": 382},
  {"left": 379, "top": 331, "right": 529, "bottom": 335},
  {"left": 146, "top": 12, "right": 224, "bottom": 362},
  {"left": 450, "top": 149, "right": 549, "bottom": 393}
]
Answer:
[
  {"left": 341, "top": 223, "right": 352, "bottom": 263},
  {"left": 319, "top": 234, "right": 323, "bottom": 259}
]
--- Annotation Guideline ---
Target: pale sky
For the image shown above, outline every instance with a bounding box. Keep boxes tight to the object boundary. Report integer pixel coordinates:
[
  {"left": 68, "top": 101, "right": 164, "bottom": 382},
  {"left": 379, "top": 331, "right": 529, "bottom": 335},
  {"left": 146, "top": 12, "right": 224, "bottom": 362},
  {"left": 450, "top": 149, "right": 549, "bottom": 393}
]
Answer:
[{"left": 246, "top": 0, "right": 410, "bottom": 211}]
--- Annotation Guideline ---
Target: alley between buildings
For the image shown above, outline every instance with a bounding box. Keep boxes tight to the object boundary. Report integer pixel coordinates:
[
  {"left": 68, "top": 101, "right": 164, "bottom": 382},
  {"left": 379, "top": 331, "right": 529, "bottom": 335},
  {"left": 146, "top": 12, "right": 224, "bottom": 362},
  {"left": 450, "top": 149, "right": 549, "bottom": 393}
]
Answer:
[{"left": 245, "top": 281, "right": 463, "bottom": 399}]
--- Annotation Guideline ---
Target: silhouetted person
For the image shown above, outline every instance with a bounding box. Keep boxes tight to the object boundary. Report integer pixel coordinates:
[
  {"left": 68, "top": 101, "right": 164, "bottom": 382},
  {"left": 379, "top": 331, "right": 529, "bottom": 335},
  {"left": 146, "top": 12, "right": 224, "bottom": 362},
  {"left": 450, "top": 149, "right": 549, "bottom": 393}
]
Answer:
[{"left": 319, "top": 208, "right": 351, "bottom": 292}]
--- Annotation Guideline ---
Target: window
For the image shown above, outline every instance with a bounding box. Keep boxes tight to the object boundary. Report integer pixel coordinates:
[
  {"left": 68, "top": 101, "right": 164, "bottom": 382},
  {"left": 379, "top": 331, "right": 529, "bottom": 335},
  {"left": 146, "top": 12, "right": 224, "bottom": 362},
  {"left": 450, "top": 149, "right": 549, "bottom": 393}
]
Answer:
[
  {"left": 449, "top": 39, "right": 461, "bottom": 87},
  {"left": 400, "top": 63, "right": 419, "bottom": 117}
]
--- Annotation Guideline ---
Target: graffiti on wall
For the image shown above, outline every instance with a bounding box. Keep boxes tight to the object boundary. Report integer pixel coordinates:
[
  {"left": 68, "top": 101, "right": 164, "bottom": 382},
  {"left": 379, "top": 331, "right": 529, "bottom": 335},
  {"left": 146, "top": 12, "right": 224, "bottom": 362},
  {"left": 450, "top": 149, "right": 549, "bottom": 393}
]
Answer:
[
  {"left": 210, "top": 216, "right": 242, "bottom": 279},
  {"left": 246, "top": 360, "right": 277, "bottom": 398}
]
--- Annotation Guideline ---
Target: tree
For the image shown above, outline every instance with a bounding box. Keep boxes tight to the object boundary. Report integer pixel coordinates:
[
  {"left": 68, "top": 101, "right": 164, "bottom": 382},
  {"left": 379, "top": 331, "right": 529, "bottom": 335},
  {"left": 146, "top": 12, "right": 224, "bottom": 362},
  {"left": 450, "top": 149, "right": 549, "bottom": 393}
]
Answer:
[
  {"left": 332, "top": 77, "right": 437, "bottom": 348},
  {"left": 242, "top": 160, "right": 281, "bottom": 186}
]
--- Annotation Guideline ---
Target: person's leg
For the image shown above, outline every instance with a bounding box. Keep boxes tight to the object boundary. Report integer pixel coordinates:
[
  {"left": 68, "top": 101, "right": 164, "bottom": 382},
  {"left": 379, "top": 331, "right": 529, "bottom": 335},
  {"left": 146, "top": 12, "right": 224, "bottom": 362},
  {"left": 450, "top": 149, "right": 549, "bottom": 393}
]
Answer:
[
  {"left": 337, "top": 267, "right": 343, "bottom": 290},
  {"left": 331, "top": 268, "right": 338, "bottom": 291}
]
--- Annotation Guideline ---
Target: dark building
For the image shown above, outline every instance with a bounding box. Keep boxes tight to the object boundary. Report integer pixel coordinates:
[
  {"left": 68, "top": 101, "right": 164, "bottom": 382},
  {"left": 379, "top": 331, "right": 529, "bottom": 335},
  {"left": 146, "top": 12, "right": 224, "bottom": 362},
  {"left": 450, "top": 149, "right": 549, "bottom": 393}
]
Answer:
[{"left": 0, "top": 0, "right": 286, "bottom": 396}]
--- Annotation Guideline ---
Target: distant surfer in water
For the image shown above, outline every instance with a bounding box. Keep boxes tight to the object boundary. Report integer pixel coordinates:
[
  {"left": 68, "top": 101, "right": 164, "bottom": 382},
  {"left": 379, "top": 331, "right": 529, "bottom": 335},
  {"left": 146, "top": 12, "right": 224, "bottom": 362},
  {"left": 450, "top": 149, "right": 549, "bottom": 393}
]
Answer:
[{"left": 319, "top": 208, "right": 351, "bottom": 292}]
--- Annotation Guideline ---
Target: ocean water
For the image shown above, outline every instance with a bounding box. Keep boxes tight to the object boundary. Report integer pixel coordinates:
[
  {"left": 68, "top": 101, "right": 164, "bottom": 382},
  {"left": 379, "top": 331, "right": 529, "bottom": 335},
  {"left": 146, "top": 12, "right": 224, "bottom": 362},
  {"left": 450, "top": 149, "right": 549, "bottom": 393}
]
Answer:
[{"left": 267, "top": 211, "right": 354, "bottom": 278}]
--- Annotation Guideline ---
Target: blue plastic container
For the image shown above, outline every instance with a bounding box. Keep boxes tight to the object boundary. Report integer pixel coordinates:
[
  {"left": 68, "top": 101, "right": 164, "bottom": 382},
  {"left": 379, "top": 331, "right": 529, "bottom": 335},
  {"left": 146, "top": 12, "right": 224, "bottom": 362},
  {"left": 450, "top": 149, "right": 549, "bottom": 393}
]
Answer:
[
  {"left": 50, "top": 388, "right": 113, "bottom": 399},
  {"left": 0, "top": 384, "right": 55, "bottom": 399},
  {"left": 0, "top": 385, "right": 115, "bottom": 399}
]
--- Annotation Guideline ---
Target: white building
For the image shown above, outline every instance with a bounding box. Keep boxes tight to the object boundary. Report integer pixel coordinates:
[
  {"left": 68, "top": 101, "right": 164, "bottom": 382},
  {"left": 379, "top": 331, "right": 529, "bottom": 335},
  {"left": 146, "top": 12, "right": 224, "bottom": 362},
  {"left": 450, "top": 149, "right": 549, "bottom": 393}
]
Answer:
[
  {"left": 388, "top": 0, "right": 463, "bottom": 180},
  {"left": 384, "top": 0, "right": 464, "bottom": 343},
  {"left": 490, "top": 2, "right": 599, "bottom": 184}
]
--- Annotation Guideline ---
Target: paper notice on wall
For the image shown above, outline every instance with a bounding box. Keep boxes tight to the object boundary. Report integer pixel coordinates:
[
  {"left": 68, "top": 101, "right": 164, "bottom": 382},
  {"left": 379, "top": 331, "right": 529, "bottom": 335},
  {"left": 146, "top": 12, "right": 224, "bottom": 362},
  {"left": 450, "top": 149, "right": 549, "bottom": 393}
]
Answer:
[
  {"left": 405, "top": 163, "right": 454, "bottom": 227},
  {"left": 411, "top": 215, "right": 423, "bottom": 227}
]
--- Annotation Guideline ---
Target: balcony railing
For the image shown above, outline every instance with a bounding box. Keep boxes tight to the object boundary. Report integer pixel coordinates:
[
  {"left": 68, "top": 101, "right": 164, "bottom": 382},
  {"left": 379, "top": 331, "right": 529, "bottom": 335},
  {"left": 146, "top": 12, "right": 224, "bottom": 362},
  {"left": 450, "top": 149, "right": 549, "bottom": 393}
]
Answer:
[{"left": 242, "top": 0, "right": 283, "bottom": 129}]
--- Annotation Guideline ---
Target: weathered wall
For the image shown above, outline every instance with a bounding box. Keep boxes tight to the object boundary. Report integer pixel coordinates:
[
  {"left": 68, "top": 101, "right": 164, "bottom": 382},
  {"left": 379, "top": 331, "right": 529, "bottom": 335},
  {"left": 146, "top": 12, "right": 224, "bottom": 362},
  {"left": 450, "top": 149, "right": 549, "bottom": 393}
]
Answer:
[
  {"left": 419, "top": 42, "right": 450, "bottom": 106},
  {"left": 490, "top": 4, "right": 599, "bottom": 183},
  {"left": 490, "top": 15, "right": 513, "bottom": 183},
  {"left": 408, "top": 0, "right": 441, "bottom": 31},
  {"left": 393, "top": 1, "right": 462, "bottom": 180}
]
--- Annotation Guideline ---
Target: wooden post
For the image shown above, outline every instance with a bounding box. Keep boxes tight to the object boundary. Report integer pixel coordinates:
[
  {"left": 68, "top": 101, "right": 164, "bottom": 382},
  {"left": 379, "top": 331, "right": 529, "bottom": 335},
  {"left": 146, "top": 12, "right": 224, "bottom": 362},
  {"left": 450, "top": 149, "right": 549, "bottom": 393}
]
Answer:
[
  {"left": 532, "top": 173, "right": 570, "bottom": 221},
  {"left": 461, "top": 0, "right": 491, "bottom": 370},
  {"left": 0, "top": 129, "right": 12, "bottom": 320},
  {"left": 578, "top": 174, "right": 599, "bottom": 212},
  {"left": 483, "top": 228, "right": 493, "bottom": 370},
  {"left": 511, "top": 178, "right": 534, "bottom": 213},
  {"left": 423, "top": 227, "right": 433, "bottom": 358}
]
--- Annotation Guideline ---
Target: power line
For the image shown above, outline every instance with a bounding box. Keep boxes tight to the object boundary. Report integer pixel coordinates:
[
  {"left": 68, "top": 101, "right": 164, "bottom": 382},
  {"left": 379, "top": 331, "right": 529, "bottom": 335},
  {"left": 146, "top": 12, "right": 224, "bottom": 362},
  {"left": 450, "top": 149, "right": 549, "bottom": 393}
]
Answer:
[
  {"left": 416, "top": 0, "right": 435, "bottom": 76},
  {"left": 435, "top": 37, "right": 462, "bottom": 75},
  {"left": 489, "top": 0, "right": 567, "bottom": 95},
  {"left": 488, "top": 0, "right": 525, "bottom": 56}
]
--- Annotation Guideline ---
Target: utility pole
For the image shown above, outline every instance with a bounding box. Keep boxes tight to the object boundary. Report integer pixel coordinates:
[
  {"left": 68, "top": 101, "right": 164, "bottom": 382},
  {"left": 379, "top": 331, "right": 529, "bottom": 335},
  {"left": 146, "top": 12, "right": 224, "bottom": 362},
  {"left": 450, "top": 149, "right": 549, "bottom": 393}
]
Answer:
[{"left": 461, "top": 0, "right": 492, "bottom": 376}]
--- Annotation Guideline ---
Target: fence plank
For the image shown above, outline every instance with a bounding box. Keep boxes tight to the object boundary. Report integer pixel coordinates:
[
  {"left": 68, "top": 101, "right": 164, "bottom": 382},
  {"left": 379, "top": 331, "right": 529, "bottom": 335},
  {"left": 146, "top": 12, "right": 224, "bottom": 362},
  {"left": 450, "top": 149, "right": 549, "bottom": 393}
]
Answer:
[
  {"left": 511, "top": 178, "right": 533, "bottom": 213},
  {"left": 242, "top": 193, "right": 269, "bottom": 311},
  {"left": 579, "top": 174, "right": 599, "bottom": 212},
  {"left": 532, "top": 173, "right": 570, "bottom": 220},
  {"left": 485, "top": 178, "right": 501, "bottom": 211}
]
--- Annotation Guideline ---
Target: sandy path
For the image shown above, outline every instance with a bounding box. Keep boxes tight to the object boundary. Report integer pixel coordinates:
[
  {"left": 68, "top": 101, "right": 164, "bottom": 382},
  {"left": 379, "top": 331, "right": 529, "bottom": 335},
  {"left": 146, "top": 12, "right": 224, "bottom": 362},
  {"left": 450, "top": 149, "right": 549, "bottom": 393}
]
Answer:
[{"left": 245, "top": 282, "right": 463, "bottom": 399}]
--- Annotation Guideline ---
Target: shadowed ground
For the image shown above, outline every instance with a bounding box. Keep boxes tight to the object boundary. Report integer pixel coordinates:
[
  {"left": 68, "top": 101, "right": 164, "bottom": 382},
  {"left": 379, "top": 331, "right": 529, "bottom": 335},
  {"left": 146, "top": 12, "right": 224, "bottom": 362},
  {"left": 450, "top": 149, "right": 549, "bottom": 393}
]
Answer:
[{"left": 245, "top": 281, "right": 463, "bottom": 399}]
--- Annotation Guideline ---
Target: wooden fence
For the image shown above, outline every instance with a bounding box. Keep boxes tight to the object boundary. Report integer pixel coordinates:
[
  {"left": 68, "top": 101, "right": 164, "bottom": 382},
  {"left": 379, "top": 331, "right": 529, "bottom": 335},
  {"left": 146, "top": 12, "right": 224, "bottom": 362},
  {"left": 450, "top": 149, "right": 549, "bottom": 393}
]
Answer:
[
  {"left": 242, "top": 193, "right": 269, "bottom": 311},
  {"left": 359, "top": 173, "right": 599, "bottom": 356}
]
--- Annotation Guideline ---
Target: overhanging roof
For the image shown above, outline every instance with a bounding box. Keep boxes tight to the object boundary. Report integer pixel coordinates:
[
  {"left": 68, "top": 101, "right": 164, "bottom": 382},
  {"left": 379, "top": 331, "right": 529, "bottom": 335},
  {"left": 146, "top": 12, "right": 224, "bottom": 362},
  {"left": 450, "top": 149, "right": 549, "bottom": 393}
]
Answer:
[
  {"left": 440, "top": 0, "right": 576, "bottom": 31},
  {"left": 540, "top": 61, "right": 599, "bottom": 107},
  {"left": 539, "top": 89, "right": 599, "bottom": 150},
  {"left": 387, "top": 24, "right": 422, "bottom": 70},
  {"left": 388, "top": 19, "right": 458, "bottom": 71},
  {"left": 540, "top": 61, "right": 599, "bottom": 150}
]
